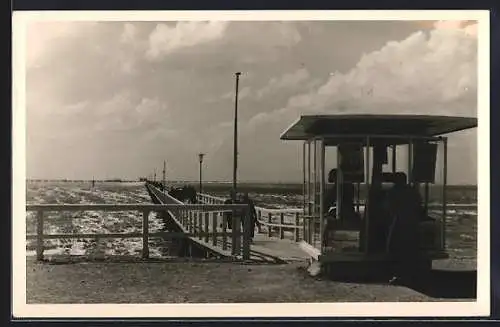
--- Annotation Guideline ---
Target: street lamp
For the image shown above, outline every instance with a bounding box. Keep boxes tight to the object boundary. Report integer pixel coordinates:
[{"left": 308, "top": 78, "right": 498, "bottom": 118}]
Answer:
[
  {"left": 162, "top": 160, "right": 166, "bottom": 194},
  {"left": 198, "top": 153, "right": 205, "bottom": 194},
  {"left": 232, "top": 72, "right": 241, "bottom": 202}
]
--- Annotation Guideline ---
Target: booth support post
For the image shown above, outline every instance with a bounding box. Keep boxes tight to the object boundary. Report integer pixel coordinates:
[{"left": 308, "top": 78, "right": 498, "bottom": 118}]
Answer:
[
  {"left": 312, "top": 139, "right": 317, "bottom": 245},
  {"left": 302, "top": 141, "right": 307, "bottom": 243},
  {"left": 441, "top": 137, "right": 448, "bottom": 250},
  {"left": 362, "top": 136, "right": 371, "bottom": 254},
  {"left": 319, "top": 138, "right": 325, "bottom": 252}
]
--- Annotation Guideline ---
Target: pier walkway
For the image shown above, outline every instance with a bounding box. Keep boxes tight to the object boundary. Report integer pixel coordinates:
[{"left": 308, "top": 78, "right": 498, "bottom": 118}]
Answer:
[{"left": 145, "top": 183, "right": 311, "bottom": 263}]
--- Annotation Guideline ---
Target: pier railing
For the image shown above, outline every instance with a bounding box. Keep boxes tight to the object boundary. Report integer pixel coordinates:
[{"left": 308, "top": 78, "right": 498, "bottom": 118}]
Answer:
[
  {"left": 197, "top": 193, "right": 477, "bottom": 244},
  {"left": 145, "top": 183, "right": 253, "bottom": 259},
  {"left": 26, "top": 203, "right": 249, "bottom": 261},
  {"left": 197, "top": 193, "right": 303, "bottom": 241}
]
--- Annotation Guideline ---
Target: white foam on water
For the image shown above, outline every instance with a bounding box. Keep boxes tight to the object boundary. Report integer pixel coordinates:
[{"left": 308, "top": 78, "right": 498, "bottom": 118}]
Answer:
[{"left": 27, "top": 183, "right": 477, "bottom": 260}]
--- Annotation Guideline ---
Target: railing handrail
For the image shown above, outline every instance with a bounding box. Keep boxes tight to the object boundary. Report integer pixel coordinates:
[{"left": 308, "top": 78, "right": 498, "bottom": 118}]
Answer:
[
  {"left": 27, "top": 202, "right": 249, "bottom": 261},
  {"left": 196, "top": 193, "right": 478, "bottom": 244},
  {"left": 196, "top": 193, "right": 302, "bottom": 213},
  {"left": 197, "top": 193, "right": 477, "bottom": 212},
  {"left": 146, "top": 182, "right": 250, "bottom": 259},
  {"left": 26, "top": 203, "right": 247, "bottom": 212}
]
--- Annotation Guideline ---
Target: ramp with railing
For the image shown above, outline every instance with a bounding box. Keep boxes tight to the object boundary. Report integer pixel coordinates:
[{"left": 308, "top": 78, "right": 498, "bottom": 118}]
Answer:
[{"left": 145, "top": 183, "right": 297, "bottom": 263}]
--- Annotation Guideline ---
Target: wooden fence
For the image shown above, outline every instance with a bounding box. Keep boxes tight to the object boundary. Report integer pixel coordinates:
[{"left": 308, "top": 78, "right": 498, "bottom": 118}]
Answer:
[
  {"left": 197, "top": 193, "right": 477, "bottom": 243},
  {"left": 197, "top": 193, "right": 303, "bottom": 242},
  {"left": 26, "top": 203, "right": 250, "bottom": 261}
]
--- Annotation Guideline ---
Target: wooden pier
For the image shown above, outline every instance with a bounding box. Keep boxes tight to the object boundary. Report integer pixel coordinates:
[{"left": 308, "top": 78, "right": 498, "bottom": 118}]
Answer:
[
  {"left": 26, "top": 181, "right": 477, "bottom": 265},
  {"left": 145, "top": 182, "right": 311, "bottom": 263}
]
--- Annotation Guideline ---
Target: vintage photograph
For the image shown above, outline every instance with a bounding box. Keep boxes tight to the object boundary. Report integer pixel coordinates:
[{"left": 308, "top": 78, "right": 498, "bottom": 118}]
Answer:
[{"left": 13, "top": 10, "right": 489, "bottom": 318}]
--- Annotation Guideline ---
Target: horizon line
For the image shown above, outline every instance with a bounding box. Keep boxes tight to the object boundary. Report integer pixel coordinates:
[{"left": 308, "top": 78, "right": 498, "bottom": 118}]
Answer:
[{"left": 25, "top": 178, "right": 478, "bottom": 187}]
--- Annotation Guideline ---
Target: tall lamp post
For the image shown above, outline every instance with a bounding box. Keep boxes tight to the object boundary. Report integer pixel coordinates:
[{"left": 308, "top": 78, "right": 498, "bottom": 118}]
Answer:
[
  {"left": 198, "top": 153, "right": 205, "bottom": 194},
  {"left": 232, "top": 72, "right": 241, "bottom": 202},
  {"left": 162, "top": 160, "right": 166, "bottom": 195}
]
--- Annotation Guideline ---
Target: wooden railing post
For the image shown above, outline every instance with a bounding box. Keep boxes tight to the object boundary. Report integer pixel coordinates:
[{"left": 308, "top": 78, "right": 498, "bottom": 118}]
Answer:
[
  {"left": 193, "top": 211, "right": 198, "bottom": 235},
  {"left": 257, "top": 210, "right": 262, "bottom": 232},
  {"left": 204, "top": 212, "right": 210, "bottom": 243},
  {"left": 212, "top": 212, "right": 217, "bottom": 246},
  {"left": 267, "top": 213, "right": 272, "bottom": 237},
  {"left": 303, "top": 215, "right": 307, "bottom": 243},
  {"left": 231, "top": 209, "right": 239, "bottom": 256},
  {"left": 222, "top": 212, "right": 228, "bottom": 250},
  {"left": 188, "top": 211, "right": 192, "bottom": 232},
  {"left": 242, "top": 207, "right": 251, "bottom": 260},
  {"left": 294, "top": 212, "right": 300, "bottom": 242},
  {"left": 142, "top": 209, "right": 150, "bottom": 259},
  {"left": 279, "top": 213, "right": 285, "bottom": 239},
  {"left": 198, "top": 212, "right": 203, "bottom": 240},
  {"left": 36, "top": 210, "right": 44, "bottom": 261}
]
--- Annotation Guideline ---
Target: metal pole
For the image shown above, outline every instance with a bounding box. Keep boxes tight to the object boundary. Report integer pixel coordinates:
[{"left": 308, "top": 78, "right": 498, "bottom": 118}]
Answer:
[
  {"left": 364, "top": 136, "right": 371, "bottom": 254},
  {"left": 198, "top": 153, "right": 205, "bottom": 194},
  {"left": 232, "top": 72, "right": 241, "bottom": 202},
  {"left": 441, "top": 138, "right": 448, "bottom": 250},
  {"left": 392, "top": 144, "right": 396, "bottom": 173},
  {"left": 163, "top": 160, "right": 166, "bottom": 195},
  {"left": 312, "top": 139, "right": 317, "bottom": 245},
  {"left": 336, "top": 144, "right": 342, "bottom": 222},
  {"left": 319, "top": 138, "right": 325, "bottom": 253},
  {"left": 408, "top": 138, "right": 413, "bottom": 185},
  {"left": 302, "top": 141, "right": 306, "bottom": 242}
]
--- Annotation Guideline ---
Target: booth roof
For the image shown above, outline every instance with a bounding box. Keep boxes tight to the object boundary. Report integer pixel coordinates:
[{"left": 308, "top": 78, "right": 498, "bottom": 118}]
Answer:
[{"left": 279, "top": 114, "right": 478, "bottom": 141}]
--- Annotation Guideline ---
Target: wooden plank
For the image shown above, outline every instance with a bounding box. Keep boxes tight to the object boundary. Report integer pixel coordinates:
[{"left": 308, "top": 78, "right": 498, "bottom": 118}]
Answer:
[
  {"left": 198, "top": 212, "right": 203, "bottom": 240},
  {"left": 242, "top": 210, "right": 251, "bottom": 260},
  {"left": 204, "top": 212, "right": 209, "bottom": 243},
  {"left": 142, "top": 209, "right": 149, "bottom": 259},
  {"left": 26, "top": 203, "right": 247, "bottom": 212},
  {"left": 295, "top": 212, "right": 300, "bottom": 242},
  {"left": 279, "top": 213, "right": 285, "bottom": 239},
  {"left": 189, "top": 211, "right": 193, "bottom": 232},
  {"left": 36, "top": 210, "right": 44, "bottom": 261},
  {"left": 222, "top": 212, "right": 228, "bottom": 250},
  {"left": 211, "top": 212, "right": 217, "bottom": 246},
  {"left": 261, "top": 222, "right": 299, "bottom": 228},
  {"left": 193, "top": 211, "right": 198, "bottom": 233},
  {"left": 26, "top": 231, "right": 243, "bottom": 240},
  {"left": 267, "top": 213, "right": 272, "bottom": 237},
  {"left": 191, "top": 237, "right": 233, "bottom": 258},
  {"left": 231, "top": 210, "right": 239, "bottom": 256}
]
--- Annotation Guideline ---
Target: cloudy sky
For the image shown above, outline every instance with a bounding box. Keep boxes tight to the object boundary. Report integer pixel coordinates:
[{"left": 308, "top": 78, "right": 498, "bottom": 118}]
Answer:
[{"left": 25, "top": 19, "right": 478, "bottom": 184}]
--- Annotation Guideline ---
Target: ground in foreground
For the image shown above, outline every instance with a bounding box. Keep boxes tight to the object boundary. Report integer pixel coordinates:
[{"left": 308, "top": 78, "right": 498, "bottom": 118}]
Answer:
[{"left": 25, "top": 257, "right": 476, "bottom": 304}]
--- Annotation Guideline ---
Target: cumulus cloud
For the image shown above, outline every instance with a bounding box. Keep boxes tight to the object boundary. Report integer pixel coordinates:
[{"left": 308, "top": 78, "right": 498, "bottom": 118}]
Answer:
[
  {"left": 26, "top": 21, "right": 100, "bottom": 68},
  {"left": 91, "top": 92, "right": 169, "bottom": 132},
  {"left": 433, "top": 20, "right": 478, "bottom": 36},
  {"left": 23, "top": 20, "right": 479, "bottom": 182},
  {"left": 146, "top": 21, "right": 229, "bottom": 60},
  {"left": 221, "top": 86, "right": 252, "bottom": 101},
  {"left": 256, "top": 68, "right": 310, "bottom": 99},
  {"left": 213, "top": 21, "right": 479, "bottom": 183},
  {"left": 246, "top": 21, "right": 477, "bottom": 132},
  {"left": 120, "top": 23, "right": 137, "bottom": 44}
]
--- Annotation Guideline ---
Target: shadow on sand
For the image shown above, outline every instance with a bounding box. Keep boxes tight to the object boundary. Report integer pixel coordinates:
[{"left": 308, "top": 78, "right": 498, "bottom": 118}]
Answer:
[
  {"left": 397, "top": 269, "right": 477, "bottom": 299},
  {"left": 323, "top": 269, "right": 477, "bottom": 300}
]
